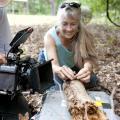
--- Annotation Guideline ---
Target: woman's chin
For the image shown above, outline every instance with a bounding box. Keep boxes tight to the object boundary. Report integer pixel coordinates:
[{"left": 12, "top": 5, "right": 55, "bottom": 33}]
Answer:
[{"left": 64, "top": 34, "right": 74, "bottom": 39}]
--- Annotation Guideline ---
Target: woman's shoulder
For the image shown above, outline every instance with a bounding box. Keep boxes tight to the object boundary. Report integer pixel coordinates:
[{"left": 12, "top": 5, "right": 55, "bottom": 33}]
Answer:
[
  {"left": 45, "top": 26, "right": 56, "bottom": 36},
  {"left": 44, "top": 27, "right": 56, "bottom": 45},
  {"left": 44, "top": 27, "right": 55, "bottom": 39},
  {"left": 44, "top": 26, "right": 59, "bottom": 43}
]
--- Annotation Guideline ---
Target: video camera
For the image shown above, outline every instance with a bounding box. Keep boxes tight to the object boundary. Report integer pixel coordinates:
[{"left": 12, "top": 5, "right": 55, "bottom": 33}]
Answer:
[{"left": 0, "top": 27, "right": 54, "bottom": 96}]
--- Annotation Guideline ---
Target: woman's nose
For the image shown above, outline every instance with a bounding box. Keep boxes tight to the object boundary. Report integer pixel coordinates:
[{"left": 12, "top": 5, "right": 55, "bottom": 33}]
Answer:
[{"left": 66, "top": 25, "right": 72, "bottom": 31}]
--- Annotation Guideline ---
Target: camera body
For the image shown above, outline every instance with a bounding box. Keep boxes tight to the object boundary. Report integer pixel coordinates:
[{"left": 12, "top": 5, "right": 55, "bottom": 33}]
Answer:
[
  {"left": 0, "top": 27, "right": 54, "bottom": 96},
  {"left": 0, "top": 64, "right": 17, "bottom": 94}
]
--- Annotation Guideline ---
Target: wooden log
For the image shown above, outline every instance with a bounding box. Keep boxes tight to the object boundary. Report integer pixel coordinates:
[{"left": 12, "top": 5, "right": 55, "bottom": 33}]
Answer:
[{"left": 63, "top": 80, "right": 108, "bottom": 120}]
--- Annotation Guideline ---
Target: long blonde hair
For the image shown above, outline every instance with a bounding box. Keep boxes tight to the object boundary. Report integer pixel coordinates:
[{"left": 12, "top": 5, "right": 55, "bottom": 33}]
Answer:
[
  {"left": 57, "top": 1, "right": 97, "bottom": 68},
  {"left": 74, "top": 23, "right": 97, "bottom": 67}
]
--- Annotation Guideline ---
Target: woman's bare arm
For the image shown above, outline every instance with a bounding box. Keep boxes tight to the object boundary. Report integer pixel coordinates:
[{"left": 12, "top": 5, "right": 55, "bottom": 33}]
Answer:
[{"left": 44, "top": 33, "right": 75, "bottom": 80}]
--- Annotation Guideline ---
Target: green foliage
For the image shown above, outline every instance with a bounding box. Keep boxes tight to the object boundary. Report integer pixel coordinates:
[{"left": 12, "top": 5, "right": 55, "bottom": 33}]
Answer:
[
  {"left": 79, "top": 0, "right": 106, "bottom": 15},
  {"left": 79, "top": 0, "right": 120, "bottom": 25},
  {"left": 7, "top": 0, "right": 120, "bottom": 22},
  {"left": 107, "top": 0, "right": 120, "bottom": 23},
  {"left": 28, "top": 0, "right": 51, "bottom": 14}
]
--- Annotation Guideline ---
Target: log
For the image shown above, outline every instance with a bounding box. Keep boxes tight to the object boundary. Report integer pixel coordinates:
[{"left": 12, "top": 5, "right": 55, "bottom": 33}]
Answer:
[{"left": 63, "top": 80, "right": 108, "bottom": 120}]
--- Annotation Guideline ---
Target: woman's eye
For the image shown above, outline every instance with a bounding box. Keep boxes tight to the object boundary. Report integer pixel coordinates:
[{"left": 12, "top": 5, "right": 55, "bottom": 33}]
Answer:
[
  {"left": 71, "top": 24, "right": 75, "bottom": 26},
  {"left": 71, "top": 23, "right": 77, "bottom": 26},
  {"left": 62, "top": 22, "right": 68, "bottom": 26}
]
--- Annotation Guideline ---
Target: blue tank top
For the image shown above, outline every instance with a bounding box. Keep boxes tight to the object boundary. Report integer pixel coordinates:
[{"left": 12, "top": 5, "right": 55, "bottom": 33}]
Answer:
[{"left": 44, "top": 27, "right": 75, "bottom": 68}]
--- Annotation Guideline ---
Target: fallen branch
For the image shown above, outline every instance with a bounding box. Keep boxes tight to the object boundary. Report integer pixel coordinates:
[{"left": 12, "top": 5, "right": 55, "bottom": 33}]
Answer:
[{"left": 63, "top": 80, "right": 108, "bottom": 120}]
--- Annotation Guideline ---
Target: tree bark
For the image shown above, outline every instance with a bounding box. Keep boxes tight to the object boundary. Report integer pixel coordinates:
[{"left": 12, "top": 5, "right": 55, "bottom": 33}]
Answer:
[
  {"left": 49, "top": 0, "right": 55, "bottom": 15},
  {"left": 63, "top": 80, "right": 108, "bottom": 120}
]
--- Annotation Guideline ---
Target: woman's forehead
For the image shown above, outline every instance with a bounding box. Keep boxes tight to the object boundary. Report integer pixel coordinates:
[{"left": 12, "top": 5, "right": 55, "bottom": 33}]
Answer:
[
  {"left": 58, "top": 8, "right": 80, "bottom": 18},
  {"left": 59, "top": 11, "right": 80, "bottom": 22}
]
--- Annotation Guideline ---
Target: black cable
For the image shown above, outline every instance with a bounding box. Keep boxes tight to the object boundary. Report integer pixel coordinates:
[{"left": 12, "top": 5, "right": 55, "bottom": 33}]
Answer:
[{"left": 106, "top": 0, "right": 120, "bottom": 27}]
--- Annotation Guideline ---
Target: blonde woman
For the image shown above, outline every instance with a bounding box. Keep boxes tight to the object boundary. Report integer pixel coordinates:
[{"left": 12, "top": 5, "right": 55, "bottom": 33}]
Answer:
[{"left": 39, "top": 1, "right": 98, "bottom": 88}]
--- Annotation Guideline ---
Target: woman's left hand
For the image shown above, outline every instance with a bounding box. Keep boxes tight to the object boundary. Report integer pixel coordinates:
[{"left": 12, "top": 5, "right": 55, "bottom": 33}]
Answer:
[{"left": 75, "top": 67, "right": 91, "bottom": 83}]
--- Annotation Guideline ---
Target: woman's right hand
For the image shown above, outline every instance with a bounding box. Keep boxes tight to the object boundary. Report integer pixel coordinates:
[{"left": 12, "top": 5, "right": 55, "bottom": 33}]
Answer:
[
  {"left": 55, "top": 65, "right": 76, "bottom": 80},
  {"left": 0, "top": 53, "right": 6, "bottom": 64},
  {"left": 44, "top": 34, "right": 75, "bottom": 81}
]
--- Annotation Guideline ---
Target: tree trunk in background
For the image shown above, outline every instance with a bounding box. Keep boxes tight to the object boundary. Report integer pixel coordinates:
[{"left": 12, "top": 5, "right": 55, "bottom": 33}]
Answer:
[
  {"left": 63, "top": 80, "right": 108, "bottom": 120},
  {"left": 49, "top": 0, "right": 55, "bottom": 15}
]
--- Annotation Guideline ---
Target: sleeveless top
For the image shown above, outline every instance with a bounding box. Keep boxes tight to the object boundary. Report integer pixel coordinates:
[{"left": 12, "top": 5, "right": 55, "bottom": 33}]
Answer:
[{"left": 44, "top": 26, "right": 75, "bottom": 68}]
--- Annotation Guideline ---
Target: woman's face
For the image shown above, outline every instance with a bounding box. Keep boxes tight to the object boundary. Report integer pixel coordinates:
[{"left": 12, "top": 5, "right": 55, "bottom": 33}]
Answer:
[{"left": 59, "top": 13, "right": 79, "bottom": 39}]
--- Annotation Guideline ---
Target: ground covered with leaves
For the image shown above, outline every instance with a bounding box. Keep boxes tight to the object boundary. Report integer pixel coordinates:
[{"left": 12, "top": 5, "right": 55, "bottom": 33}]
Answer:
[
  {"left": 10, "top": 21, "right": 120, "bottom": 117},
  {"left": 92, "top": 24, "right": 120, "bottom": 116}
]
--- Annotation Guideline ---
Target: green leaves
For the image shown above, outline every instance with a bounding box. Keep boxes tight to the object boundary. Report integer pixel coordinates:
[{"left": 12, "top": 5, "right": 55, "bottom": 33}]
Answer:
[{"left": 6, "top": 0, "right": 120, "bottom": 24}]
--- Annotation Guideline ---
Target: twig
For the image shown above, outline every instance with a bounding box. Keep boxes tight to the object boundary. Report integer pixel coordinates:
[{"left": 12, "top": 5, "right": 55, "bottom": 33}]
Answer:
[
  {"left": 84, "top": 104, "right": 89, "bottom": 120},
  {"left": 110, "top": 86, "right": 117, "bottom": 117}
]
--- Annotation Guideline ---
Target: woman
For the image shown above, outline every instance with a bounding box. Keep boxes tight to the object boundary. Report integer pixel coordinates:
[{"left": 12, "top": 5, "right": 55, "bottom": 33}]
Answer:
[{"left": 41, "top": 1, "right": 98, "bottom": 88}]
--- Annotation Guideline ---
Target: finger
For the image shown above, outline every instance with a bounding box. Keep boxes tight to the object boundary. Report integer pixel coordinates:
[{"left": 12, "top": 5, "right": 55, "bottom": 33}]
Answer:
[
  {"left": 76, "top": 71, "right": 90, "bottom": 80},
  {"left": 61, "top": 68, "right": 74, "bottom": 80},
  {"left": 75, "top": 67, "right": 90, "bottom": 77},
  {"left": 58, "top": 70, "right": 67, "bottom": 80},
  {"left": 0, "top": 53, "right": 5, "bottom": 57},
  {"left": 80, "top": 75, "right": 90, "bottom": 83},
  {"left": 63, "top": 66, "right": 74, "bottom": 74},
  {"left": 3, "top": 58, "right": 7, "bottom": 64},
  {"left": 75, "top": 68, "right": 86, "bottom": 77},
  {"left": 0, "top": 57, "right": 6, "bottom": 64},
  {"left": 63, "top": 66, "right": 75, "bottom": 77}
]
